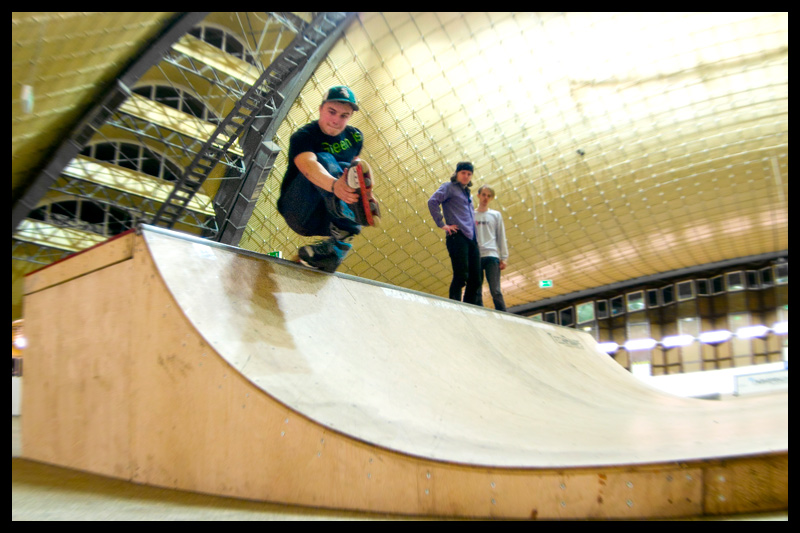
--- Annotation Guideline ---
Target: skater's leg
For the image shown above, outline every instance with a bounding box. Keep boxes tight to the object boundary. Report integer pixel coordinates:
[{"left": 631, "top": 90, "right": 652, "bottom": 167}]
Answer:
[
  {"left": 315, "top": 152, "right": 362, "bottom": 235},
  {"left": 277, "top": 169, "right": 333, "bottom": 237}
]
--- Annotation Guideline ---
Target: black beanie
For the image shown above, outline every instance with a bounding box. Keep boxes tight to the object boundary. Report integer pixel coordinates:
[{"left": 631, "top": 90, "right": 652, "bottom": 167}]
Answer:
[{"left": 456, "top": 161, "right": 474, "bottom": 173}]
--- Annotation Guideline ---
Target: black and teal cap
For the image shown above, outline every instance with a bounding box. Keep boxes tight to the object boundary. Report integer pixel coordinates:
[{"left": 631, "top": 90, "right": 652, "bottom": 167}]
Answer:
[{"left": 323, "top": 85, "right": 359, "bottom": 111}]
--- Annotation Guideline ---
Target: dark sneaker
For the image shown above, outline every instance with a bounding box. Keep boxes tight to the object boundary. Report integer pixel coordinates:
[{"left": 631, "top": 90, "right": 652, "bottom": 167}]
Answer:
[
  {"left": 345, "top": 159, "right": 381, "bottom": 226},
  {"left": 297, "top": 238, "right": 352, "bottom": 273}
]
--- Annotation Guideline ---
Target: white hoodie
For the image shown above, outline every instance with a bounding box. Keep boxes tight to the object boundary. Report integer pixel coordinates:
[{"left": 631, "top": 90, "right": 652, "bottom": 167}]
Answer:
[{"left": 474, "top": 208, "right": 508, "bottom": 261}]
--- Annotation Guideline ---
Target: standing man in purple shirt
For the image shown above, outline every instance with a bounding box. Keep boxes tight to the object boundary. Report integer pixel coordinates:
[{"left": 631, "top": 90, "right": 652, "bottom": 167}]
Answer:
[{"left": 428, "top": 162, "right": 481, "bottom": 305}]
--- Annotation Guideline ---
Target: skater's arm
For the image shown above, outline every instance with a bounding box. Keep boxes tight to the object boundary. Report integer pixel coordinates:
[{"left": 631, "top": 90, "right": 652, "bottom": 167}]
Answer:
[{"left": 295, "top": 152, "right": 358, "bottom": 204}]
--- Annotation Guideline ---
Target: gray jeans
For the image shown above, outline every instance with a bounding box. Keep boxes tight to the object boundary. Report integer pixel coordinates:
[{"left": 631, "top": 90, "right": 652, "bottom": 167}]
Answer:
[{"left": 477, "top": 257, "right": 506, "bottom": 312}]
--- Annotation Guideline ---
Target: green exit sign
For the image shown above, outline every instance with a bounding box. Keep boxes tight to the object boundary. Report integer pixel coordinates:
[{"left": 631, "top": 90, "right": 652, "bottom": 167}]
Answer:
[
  {"left": 268, "top": 251, "right": 282, "bottom": 259},
  {"left": 539, "top": 280, "right": 553, "bottom": 288}
]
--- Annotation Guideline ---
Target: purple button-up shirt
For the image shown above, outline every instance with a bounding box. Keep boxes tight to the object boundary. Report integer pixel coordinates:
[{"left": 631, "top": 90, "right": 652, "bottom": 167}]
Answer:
[{"left": 428, "top": 181, "right": 476, "bottom": 240}]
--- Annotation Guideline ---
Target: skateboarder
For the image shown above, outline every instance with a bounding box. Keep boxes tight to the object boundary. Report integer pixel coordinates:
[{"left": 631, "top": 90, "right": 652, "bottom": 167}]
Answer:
[
  {"left": 474, "top": 185, "right": 508, "bottom": 311},
  {"left": 428, "top": 162, "right": 481, "bottom": 305},
  {"left": 277, "top": 86, "right": 379, "bottom": 272}
]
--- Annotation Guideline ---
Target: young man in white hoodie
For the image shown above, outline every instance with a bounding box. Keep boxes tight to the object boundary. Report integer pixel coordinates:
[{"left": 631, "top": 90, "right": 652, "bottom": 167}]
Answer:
[{"left": 474, "top": 185, "right": 509, "bottom": 311}]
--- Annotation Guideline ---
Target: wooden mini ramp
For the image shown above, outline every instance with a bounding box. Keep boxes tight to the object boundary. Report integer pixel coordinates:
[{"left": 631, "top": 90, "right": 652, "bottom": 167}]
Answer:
[{"left": 22, "top": 226, "right": 788, "bottom": 519}]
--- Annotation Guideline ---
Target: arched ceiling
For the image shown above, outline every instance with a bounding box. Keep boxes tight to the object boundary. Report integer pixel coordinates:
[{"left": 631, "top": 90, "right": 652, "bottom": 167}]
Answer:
[{"left": 12, "top": 12, "right": 788, "bottom": 317}]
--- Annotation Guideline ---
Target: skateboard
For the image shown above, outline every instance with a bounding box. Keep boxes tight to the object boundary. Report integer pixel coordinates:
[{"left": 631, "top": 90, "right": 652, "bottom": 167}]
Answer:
[{"left": 346, "top": 159, "right": 378, "bottom": 227}]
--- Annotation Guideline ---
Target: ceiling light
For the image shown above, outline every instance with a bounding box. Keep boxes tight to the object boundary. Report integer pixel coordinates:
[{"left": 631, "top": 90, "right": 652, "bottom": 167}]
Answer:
[
  {"left": 624, "top": 338, "right": 657, "bottom": 351},
  {"left": 597, "top": 342, "right": 619, "bottom": 353},
  {"left": 661, "top": 334, "right": 695, "bottom": 348},
  {"left": 736, "top": 325, "right": 770, "bottom": 339},
  {"left": 699, "top": 330, "right": 732, "bottom": 344}
]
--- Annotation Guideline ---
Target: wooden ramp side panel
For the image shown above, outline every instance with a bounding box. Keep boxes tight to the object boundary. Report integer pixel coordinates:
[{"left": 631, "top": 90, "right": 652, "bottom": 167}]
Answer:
[
  {"left": 22, "top": 233, "right": 136, "bottom": 479},
  {"left": 21, "top": 231, "right": 788, "bottom": 518}
]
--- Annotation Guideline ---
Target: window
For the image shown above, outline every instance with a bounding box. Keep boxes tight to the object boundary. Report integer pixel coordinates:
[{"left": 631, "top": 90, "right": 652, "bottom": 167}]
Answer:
[
  {"left": 81, "top": 141, "right": 181, "bottom": 182},
  {"left": 133, "top": 84, "right": 218, "bottom": 122},
  {"left": 596, "top": 300, "right": 608, "bottom": 319},
  {"left": 775, "top": 262, "right": 788, "bottom": 284},
  {"left": 677, "top": 280, "right": 694, "bottom": 301},
  {"left": 760, "top": 267, "right": 774, "bottom": 287},
  {"left": 626, "top": 291, "right": 645, "bottom": 312},
  {"left": 28, "top": 199, "right": 133, "bottom": 236},
  {"left": 155, "top": 85, "right": 182, "bottom": 110},
  {"left": 610, "top": 296, "right": 624, "bottom": 316},
  {"left": 94, "top": 142, "right": 115, "bottom": 162},
  {"left": 544, "top": 311, "right": 557, "bottom": 324},
  {"left": 117, "top": 143, "right": 141, "bottom": 171},
  {"left": 560, "top": 307, "right": 574, "bottom": 327},
  {"left": 576, "top": 302, "right": 595, "bottom": 324},
  {"left": 711, "top": 275, "right": 725, "bottom": 295},
  {"left": 662, "top": 285, "right": 674, "bottom": 305},
  {"left": 726, "top": 271, "right": 745, "bottom": 291},
  {"left": 647, "top": 289, "right": 660, "bottom": 308},
  {"left": 696, "top": 279, "right": 709, "bottom": 296},
  {"left": 189, "top": 25, "right": 259, "bottom": 67}
]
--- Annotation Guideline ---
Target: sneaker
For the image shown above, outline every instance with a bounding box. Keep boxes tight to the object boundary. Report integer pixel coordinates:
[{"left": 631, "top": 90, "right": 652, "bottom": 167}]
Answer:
[
  {"left": 345, "top": 159, "right": 381, "bottom": 226},
  {"left": 297, "top": 238, "right": 352, "bottom": 273}
]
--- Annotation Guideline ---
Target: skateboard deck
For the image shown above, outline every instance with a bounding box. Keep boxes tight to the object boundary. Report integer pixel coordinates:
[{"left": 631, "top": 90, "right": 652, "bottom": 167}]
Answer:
[{"left": 353, "top": 160, "right": 375, "bottom": 226}]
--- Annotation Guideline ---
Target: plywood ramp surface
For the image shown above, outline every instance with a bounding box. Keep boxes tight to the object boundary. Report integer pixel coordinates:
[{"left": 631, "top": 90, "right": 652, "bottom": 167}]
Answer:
[{"left": 22, "top": 226, "right": 788, "bottom": 519}]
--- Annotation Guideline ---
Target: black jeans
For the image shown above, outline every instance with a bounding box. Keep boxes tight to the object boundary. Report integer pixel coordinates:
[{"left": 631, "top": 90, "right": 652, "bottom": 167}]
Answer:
[{"left": 445, "top": 231, "right": 481, "bottom": 305}]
